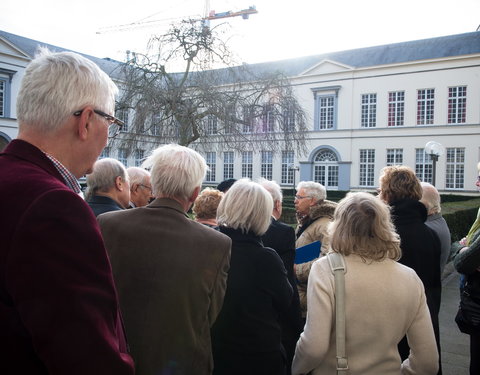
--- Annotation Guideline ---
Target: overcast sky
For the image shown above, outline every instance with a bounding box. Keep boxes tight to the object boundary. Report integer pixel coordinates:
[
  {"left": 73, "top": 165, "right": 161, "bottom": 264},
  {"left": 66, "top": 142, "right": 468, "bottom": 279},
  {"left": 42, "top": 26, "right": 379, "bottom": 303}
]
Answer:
[{"left": 1, "top": 0, "right": 479, "bottom": 64}]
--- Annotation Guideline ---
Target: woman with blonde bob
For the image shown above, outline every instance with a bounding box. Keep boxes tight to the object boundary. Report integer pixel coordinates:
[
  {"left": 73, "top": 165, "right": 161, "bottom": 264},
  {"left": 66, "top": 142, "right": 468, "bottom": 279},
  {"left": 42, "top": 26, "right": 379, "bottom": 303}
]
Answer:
[
  {"left": 292, "top": 192, "right": 439, "bottom": 375},
  {"left": 212, "top": 179, "right": 293, "bottom": 375}
]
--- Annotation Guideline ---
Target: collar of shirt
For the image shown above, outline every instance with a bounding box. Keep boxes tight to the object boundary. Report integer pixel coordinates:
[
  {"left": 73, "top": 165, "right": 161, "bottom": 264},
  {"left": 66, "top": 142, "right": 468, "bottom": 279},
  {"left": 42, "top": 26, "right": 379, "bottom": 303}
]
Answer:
[{"left": 44, "top": 153, "right": 82, "bottom": 194}]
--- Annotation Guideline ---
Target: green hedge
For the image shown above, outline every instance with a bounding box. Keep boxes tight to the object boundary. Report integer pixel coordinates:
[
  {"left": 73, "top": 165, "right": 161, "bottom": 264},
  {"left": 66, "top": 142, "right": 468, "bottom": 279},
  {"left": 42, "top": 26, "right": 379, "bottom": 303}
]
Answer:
[{"left": 280, "top": 190, "right": 480, "bottom": 233}]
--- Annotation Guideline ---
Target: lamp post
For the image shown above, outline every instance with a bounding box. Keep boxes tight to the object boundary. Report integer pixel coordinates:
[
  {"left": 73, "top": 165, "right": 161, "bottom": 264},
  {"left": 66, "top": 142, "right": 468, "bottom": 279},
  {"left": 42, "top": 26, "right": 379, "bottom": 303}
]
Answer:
[
  {"left": 289, "top": 164, "right": 300, "bottom": 192},
  {"left": 424, "top": 141, "right": 444, "bottom": 187}
]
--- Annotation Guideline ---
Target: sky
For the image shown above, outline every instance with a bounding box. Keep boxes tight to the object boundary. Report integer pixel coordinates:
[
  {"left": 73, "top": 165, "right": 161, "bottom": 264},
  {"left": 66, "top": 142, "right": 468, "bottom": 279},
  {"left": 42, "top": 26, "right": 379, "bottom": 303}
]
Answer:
[{"left": 1, "top": 0, "right": 479, "bottom": 65}]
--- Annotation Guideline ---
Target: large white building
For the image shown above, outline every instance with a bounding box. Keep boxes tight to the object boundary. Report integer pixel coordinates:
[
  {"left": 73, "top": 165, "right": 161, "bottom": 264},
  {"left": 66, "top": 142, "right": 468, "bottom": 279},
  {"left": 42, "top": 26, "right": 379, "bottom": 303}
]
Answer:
[{"left": 1, "top": 30, "right": 479, "bottom": 193}]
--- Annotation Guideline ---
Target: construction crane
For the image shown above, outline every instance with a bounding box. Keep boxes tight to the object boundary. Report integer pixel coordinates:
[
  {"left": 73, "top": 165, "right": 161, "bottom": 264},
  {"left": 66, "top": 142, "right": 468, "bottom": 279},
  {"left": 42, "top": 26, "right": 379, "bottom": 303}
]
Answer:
[
  {"left": 96, "top": 4, "right": 258, "bottom": 34},
  {"left": 206, "top": 6, "right": 257, "bottom": 21}
]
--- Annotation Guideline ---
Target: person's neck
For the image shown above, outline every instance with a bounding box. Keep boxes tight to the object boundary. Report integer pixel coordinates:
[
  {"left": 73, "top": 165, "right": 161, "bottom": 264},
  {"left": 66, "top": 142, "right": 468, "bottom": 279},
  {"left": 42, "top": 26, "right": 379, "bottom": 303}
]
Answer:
[{"left": 196, "top": 218, "right": 217, "bottom": 226}]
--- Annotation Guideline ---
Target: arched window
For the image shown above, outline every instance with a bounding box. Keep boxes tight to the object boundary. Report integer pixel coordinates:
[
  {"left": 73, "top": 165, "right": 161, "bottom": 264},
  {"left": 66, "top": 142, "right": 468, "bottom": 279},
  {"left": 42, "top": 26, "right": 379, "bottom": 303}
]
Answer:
[{"left": 313, "top": 149, "right": 339, "bottom": 189}]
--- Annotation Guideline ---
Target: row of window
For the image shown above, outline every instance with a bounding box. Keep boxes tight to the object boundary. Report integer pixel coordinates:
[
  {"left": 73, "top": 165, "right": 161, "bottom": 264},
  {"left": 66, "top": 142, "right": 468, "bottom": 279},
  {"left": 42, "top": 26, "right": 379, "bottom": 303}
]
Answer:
[
  {"left": 358, "top": 86, "right": 466, "bottom": 128},
  {"left": 205, "top": 151, "right": 295, "bottom": 184},
  {"left": 359, "top": 147, "right": 464, "bottom": 188},
  {"left": 113, "top": 104, "right": 297, "bottom": 136},
  {"left": 100, "top": 146, "right": 465, "bottom": 190}
]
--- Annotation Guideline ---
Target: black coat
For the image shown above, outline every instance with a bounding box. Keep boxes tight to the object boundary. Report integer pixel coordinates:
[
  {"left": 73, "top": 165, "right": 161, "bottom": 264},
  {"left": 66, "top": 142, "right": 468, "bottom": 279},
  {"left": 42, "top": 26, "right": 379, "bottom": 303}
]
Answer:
[
  {"left": 391, "top": 199, "right": 442, "bottom": 367},
  {"left": 87, "top": 195, "right": 123, "bottom": 217},
  {"left": 212, "top": 227, "right": 293, "bottom": 375},
  {"left": 262, "top": 218, "right": 303, "bottom": 374}
]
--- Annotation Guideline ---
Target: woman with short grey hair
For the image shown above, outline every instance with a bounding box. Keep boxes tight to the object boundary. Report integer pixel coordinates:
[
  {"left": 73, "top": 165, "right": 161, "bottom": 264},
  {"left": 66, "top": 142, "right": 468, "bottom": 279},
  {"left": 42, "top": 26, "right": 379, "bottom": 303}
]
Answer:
[{"left": 212, "top": 179, "right": 293, "bottom": 375}]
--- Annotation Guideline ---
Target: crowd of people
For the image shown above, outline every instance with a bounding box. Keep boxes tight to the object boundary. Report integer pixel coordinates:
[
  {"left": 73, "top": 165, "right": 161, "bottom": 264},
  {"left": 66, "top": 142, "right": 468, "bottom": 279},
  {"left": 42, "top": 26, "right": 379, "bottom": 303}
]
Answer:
[{"left": 1, "top": 48, "right": 479, "bottom": 375}]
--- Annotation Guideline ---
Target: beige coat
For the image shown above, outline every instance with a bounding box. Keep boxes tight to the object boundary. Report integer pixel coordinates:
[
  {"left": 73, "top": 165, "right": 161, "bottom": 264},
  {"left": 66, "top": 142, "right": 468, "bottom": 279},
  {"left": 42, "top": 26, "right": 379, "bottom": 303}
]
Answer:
[
  {"left": 292, "top": 255, "right": 439, "bottom": 375},
  {"left": 295, "top": 200, "right": 337, "bottom": 316}
]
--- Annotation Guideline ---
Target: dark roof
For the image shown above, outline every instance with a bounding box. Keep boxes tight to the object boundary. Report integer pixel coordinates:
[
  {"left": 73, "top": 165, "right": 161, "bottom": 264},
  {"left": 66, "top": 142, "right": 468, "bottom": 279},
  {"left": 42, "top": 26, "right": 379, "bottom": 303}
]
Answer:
[
  {"left": 1, "top": 29, "right": 479, "bottom": 78},
  {"left": 0, "top": 30, "right": 124, "bottom": 78},
  {"left": 247, "top": 31, "right": 480, "bottom": 76}
]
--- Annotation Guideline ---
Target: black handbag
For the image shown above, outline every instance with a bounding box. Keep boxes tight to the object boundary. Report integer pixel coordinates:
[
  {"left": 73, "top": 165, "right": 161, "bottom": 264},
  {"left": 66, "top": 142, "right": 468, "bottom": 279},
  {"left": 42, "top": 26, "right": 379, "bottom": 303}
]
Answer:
[{"left": 455, "top": 280, "right": 480, "bottom": 334}]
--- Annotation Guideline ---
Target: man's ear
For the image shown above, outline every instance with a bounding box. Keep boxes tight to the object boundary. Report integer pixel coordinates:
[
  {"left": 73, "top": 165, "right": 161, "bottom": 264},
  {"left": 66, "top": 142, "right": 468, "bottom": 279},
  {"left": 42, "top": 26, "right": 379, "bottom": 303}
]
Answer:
[
  {"left": 115, "top": 176, "right": 126, "bottom": 191},
  {"left": 76, "top": 107, "right": 94, "bottom": 141}
]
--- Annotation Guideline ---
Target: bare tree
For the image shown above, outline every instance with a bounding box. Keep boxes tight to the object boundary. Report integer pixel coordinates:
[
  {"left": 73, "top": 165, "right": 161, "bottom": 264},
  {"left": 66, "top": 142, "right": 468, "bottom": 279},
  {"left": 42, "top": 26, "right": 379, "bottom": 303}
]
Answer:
[{"left": 111, "top": 18, "right": 309, "bottom": 156}]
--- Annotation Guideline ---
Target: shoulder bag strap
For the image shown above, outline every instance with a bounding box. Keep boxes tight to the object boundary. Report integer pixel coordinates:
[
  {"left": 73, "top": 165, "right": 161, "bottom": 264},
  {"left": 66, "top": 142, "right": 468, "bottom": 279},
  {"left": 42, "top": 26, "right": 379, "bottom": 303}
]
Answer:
[{"left": 327, "top": 252, "right": 349, "bottom": 374}]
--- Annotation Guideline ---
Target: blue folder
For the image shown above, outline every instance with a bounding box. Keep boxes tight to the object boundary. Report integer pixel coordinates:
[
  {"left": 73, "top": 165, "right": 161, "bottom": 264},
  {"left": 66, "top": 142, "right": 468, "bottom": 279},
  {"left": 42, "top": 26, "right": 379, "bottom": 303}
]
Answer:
[{"left": 295, "top": 240, "right": 321, "bottom": 264}]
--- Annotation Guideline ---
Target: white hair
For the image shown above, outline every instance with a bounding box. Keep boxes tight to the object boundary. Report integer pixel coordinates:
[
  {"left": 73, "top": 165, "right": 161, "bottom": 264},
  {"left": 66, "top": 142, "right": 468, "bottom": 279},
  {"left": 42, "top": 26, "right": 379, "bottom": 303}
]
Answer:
[
  {"left": 85, "top": 158, "right": 128, "bottom": 201},
  {"left": 142, "top": 144, "right": 207, "bottom": 201},
  {"left": 127, "top": 167, "right": 150, "bottom": 187},
  {"left": 17, "top": 47, "right": 118, "bottom": 133},
  {"left": 420, "top": 182, "right": 441, "bottom": 214},
  {"left": 217, "top": 179, "right": 273, "bottom": 236},
  {"left": 296, "top": 181, "right": 326, "bottom": 201},
  {"left": 257, "top": 178, "right": 283, "bottom": 203}
]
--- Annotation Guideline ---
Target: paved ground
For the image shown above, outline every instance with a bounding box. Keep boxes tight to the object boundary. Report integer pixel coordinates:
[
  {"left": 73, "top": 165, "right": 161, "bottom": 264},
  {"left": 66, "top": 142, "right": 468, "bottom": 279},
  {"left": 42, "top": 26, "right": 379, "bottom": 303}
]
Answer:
[{"left": 439, "top": 264, "right": 470, "bottom": 374}]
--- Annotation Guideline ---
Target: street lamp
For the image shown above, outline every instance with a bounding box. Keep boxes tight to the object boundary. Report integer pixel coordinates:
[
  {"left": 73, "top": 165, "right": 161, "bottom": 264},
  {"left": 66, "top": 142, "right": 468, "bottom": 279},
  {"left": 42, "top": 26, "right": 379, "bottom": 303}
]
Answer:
[
  {"left": 289, "top": 164, "right": 300, "bottom": 192},
  {"left": 424, "top": 141, "right": 444, "bottom": 186}
]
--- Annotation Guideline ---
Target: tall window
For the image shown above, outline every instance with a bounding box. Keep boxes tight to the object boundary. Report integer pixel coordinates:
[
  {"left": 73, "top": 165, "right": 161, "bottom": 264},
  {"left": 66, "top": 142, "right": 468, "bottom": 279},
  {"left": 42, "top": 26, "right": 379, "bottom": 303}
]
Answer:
[
  {"left": 242, "top": 106, "right": 254, "bottom": 133},
  {"left": 446, "top": 147, "right": 465, "bottom": 189},
  {"left": 134, "top": 149, "right": 144, "bottom": 167},
  {"left": 206, "top": 114, "right": 218, "bottom": 135},
  {"left": 151, "top": 113, "right": 161, "bottom": 135},
  {"left": 241, "top": 151, "right": 253, "bottom": 179},
  {"left": 0, "top": 79, "right": 5, "bottom": 117},
  {"left": 281, "top": 151, "right": 294, "bottom": 184},
  {"left": 314, "top": 149, "right": 339, "bottom": 189},
  {"left": 317, "top": 95, "right": 335, "bottom": 129},
  {"left": 261, "top": 151, "right": 273, "bottom": 180},
  {"left": 100, "top": 147, "right": 110, "bottom": 159},
  {"left": 118, "top": 148, "right": 128, "bottom": 165},
  {"left": 262, "top": 104, "right": 274, "bottom": 132},
  {"left": 388, "top": 91, "right": 404, "bottom": 126},
  {"left": 361, "top": 93, "right": 376, "bottom": 128},
  {"left": 415, "top": 149, "right": 433, "bottom": 184},
  {"left": 283, "top": 105, "right": 295, "bottom": 132},
  {"left": 205, "top": 152, "right": 216, "bottom": 182},
  {"left": 116, "top": 109, "right": 129, "bottom": 132},
  {"left": 417, "top": 89, "right": 435, "bottom": 125},
  {"left": 386, "top": 148, "right": 403, "bottom": 166},
  {"left": 223, "top": 151, "right": 234, "bottom": 180},
  {"left": 359, "top": 149, "right": 375, "bottom": 187},
  {"left": 448, "top": 86, "right": 467, "bottom": 124}
]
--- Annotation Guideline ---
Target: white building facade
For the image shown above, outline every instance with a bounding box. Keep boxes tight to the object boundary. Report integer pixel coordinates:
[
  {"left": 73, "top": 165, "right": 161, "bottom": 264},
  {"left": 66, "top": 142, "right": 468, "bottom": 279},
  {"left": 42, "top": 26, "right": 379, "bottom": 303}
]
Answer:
[{"left": 1, "top": 30, "right": 479, "bottom": 193}]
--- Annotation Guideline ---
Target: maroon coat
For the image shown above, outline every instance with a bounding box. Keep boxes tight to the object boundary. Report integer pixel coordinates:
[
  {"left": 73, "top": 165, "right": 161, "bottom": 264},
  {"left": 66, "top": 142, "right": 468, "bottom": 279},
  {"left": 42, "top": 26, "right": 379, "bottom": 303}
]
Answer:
[{"left": 0, "top": 140, "right": 134, "bottom": 375}]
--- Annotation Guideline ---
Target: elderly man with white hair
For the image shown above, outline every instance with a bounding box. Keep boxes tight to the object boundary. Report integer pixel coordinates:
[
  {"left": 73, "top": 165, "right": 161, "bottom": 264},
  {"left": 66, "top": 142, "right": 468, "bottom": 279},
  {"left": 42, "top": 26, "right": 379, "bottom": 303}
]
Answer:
[
  {"left": 98, "top": 144, "right": 231, "bottom": 375},
  {"left": 294, "top": 180, "right": 337, "bottom": 318},
  {"left": 86, "top": 158, "right": 130, "bottom": 216},
  {"left": 0, "top": 49, "right": 134, "bottom": 374},
  {"left": 259, "top": 178, "right": 303, "bottom": 375},
  {"left": 127, "top": 166, "right": 153, "bottom": 208},
  {"left": 420, "top": 182, "right": 452, "bottom": 274}
]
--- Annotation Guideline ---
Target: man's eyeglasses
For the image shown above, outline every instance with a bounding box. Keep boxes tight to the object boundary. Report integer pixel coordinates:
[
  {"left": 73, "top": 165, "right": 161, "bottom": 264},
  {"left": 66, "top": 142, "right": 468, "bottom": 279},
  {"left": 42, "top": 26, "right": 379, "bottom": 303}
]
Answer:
[
  {"left": 138, "top": 184, "right": 152, "bottom": 193},
  {"left": 73, "top": 108, "right": 124, "bottom": 138},
  {"left": 295, "top": 195, "right": 312, "bottom": 200}
]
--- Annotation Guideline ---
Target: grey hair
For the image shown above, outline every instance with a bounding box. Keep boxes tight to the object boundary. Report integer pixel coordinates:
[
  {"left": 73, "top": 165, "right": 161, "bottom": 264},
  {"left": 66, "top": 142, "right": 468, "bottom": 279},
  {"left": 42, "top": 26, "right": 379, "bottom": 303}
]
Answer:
[
  {"left": 217, "top": 179, "right": 273, "bottom": 236},
  {"left": 420, "top": 182, "right": 441, "bottom": 214},
  {"left": 142, "top": 144, "right": 207, "bottom": 201},
  {"left": 17, "top": 47, "right": 118, "bottom": 133},
  {"left": 296, "top": 181, "right": 326, "bottom": 201},
  {"left": 85, "top": 158, "right": 128, "bottom": 201},
  {"left": 127, "top": 167, "right": 151, "bottom": 188},
  {"left": 257, "top": 178, "right": 283, "bottom": 203}
]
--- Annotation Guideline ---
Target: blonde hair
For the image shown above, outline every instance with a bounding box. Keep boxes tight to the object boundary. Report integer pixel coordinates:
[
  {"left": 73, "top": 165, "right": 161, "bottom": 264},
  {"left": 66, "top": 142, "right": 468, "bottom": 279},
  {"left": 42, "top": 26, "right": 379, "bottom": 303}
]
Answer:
[
  {"left": 193, "top": 188, "right": 224, "bottom": 220},
  {"left": 379, "top": 165, "right": 422, "bottom": 203},
  {"left": 329, "top": 192, "right": 401, "bottom": 261},
  {"left": 217, "top": 179, "right": 273, "bottom": 236}
]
